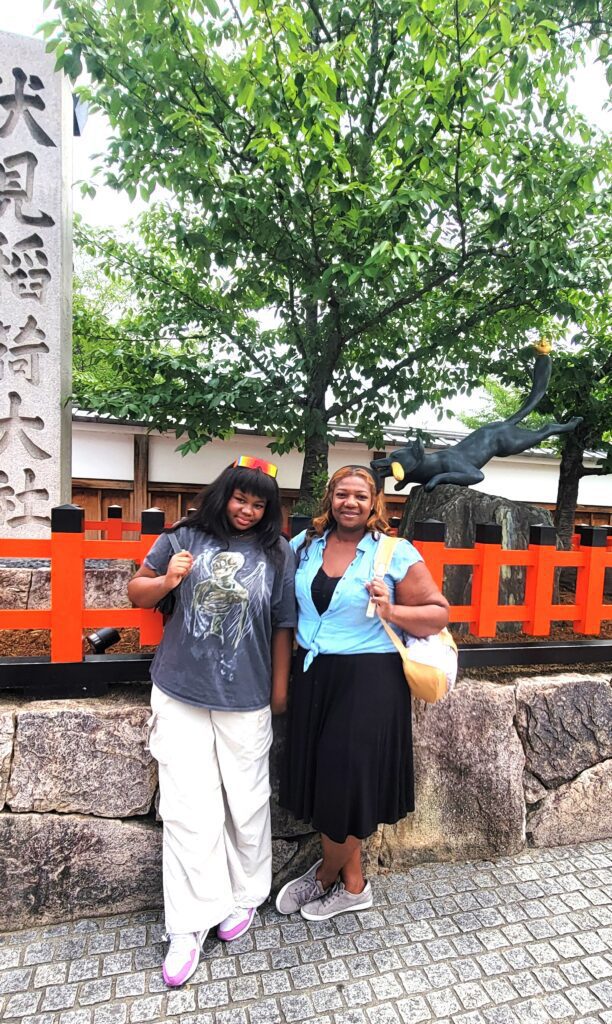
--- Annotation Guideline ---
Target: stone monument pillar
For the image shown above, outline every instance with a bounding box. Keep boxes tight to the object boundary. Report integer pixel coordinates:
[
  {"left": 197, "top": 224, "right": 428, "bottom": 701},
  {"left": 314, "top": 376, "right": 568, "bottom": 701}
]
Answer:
[{"left": 0, "top": 32, "right": 72, "bottom": 538}]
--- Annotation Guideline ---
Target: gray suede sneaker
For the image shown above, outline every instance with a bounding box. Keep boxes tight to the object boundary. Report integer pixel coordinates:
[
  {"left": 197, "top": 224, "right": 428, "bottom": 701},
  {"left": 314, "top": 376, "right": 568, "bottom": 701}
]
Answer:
[
  {"left": 275, "top": 859, "right": 327, "bottom": 915},
  {"left": 300, "top": 880, "right": 373, "bottom": 920}
]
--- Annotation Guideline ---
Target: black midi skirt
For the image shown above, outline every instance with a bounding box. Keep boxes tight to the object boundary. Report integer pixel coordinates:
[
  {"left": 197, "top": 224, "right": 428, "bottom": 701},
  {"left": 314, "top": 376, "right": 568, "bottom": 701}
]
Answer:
[{"left": 279, "top": 647, "right": 414, "bottom": 844}]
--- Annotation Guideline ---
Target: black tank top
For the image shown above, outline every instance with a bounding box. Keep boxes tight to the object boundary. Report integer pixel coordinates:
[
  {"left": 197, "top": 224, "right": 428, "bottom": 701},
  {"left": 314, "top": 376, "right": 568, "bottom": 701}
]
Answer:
[{"left": 311, "top": 567, "right": 341, "bottom": 615}]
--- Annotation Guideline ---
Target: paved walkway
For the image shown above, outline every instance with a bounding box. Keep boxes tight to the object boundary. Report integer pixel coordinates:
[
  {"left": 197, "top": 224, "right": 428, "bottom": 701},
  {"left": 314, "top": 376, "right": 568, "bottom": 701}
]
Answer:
[{"left": 1, "top": 840, "right": 612, "bottom": 1024}]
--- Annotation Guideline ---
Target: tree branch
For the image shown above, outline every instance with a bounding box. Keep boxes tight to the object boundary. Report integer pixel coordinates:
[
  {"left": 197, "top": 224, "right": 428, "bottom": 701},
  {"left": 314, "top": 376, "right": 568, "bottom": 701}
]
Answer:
[
  {"left": 343, "top": 263, "right": 462, "bottom": 343},
  {"left": 453, "top": 0, "right": 467, "bottom": 259},
  {"left": 261, "top": 2, "right": 324, "bottom": 270},
  {"left": 305, "top": 0, "right": 332, "bottom": 42},
  {"left": 77, "top": 230, "right": 287, "bottom": 387},
  {"left": 227, "top": 0, "right": 244, "bottom": 27},
  {"left": 328, "top": 283, "right": 549, "bottom": 420}
]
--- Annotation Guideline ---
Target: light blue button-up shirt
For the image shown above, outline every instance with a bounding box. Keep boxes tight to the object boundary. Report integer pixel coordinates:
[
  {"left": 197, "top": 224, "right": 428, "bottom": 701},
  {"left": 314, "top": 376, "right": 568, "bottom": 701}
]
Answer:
[{"left": 290, "top": 530, "right": 422, "bottom": 669}]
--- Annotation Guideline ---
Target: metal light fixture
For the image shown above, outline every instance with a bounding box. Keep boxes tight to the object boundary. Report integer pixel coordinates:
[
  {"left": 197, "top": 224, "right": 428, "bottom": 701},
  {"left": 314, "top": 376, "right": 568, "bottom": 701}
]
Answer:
[{"left": 86, "top": 628, "right": 121, "bottom": 654}]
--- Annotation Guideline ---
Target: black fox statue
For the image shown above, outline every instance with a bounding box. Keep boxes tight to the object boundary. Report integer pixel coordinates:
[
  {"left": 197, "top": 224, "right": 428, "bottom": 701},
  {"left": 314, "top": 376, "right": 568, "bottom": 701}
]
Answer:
[{"left": 371, "top": 343, "right": 582, "bottom": 493}]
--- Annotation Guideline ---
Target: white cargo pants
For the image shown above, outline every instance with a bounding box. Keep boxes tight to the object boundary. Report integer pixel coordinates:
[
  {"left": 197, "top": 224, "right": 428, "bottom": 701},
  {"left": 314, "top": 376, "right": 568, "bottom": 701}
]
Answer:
[{"left": 148, "top": 685, "right": 274, "bottom": 935}]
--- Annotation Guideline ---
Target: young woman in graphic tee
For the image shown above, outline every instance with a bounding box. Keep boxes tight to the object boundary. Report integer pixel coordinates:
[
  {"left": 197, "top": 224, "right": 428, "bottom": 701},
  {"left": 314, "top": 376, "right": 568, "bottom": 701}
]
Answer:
[{"left": 128, "top": 459, "right": 295, "bottom": 988}]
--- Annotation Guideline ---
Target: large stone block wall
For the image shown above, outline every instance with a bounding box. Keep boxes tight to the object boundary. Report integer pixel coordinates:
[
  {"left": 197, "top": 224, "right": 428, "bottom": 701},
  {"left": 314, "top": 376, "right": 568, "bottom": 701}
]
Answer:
[
  {"left": 0, "top": 565, "right": 133, "bottom": 611},
  {"left": 1, "top": 674, "right": 611, "bottom": 930}
]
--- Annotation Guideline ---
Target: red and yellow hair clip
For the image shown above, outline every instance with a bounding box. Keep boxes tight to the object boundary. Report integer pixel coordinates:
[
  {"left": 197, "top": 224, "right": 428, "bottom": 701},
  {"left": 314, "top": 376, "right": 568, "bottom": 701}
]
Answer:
[{"left": 232, "top": 455, "right": 278, "bottom": 479}]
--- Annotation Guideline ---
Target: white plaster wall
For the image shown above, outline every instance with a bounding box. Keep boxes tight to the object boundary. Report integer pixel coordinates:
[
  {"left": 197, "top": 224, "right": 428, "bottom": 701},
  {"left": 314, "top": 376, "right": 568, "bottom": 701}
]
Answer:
[
  {"left": 71, "top": 423, "right": 612, "bottom": 510},
  {"left": 148, "top": 434, "right": 301, "bottom": 487},
  {"left": 149, "top": 434, "right": 387, "bottom": 488},
  {"left": 455, "top": 453, "right": 610, "bottom": 508},
  {"left": 577, "top": 468, "right": 612, "bottom": 507},
  {"left": 472, "top": 456, "right": 559, "bottom": 503},
  {"left": 72, "top": 425, "right": 134, "bottom": 481}
]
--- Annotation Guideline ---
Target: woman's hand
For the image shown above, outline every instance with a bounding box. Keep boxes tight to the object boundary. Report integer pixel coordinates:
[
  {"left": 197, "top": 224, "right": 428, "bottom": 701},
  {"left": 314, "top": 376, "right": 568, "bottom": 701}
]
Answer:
[
  {"left": 366, "top": 563, "right": 449, "bottom": 635},
  {"left": 129, "top": 550, "right": 194, "bottom": 609},
  {"left": 365, "top": 577, "right": 393, "bottom": 620},
  {"left": 164, "top": 550, "right": 194, "bottom": 590}
]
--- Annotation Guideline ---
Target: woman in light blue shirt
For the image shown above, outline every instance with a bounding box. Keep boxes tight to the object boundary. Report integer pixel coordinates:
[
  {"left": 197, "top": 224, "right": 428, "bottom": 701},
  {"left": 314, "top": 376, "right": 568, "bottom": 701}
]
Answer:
[{"left": 276, "top": 465, "right": 448, "bottom": 922}]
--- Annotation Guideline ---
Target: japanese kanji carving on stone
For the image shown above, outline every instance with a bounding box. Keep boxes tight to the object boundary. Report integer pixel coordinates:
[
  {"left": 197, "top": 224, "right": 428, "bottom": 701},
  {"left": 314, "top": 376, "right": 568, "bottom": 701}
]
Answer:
[
  {"left": 6, "top": 466, "right": 50, "bottom": 526},
  {"left": 0, "top": 470, "right": 16, "bottom": 525},
  {"left": 0, "top": 34, "right": 72, "bottom": 537},
  {"left": 0, "top": 151, "right": 55, "bottom": 226},
  {"left": 1, "top": 230, "right": 51, "bottom": 301},
  {"left": 0, "top": 466, "right": 50, "bottom": 527},
  {"left": 0, "top": 67, "right": 56, "bottom": 147},
  {"left": 0, "top": 391, "right": 51, "bottom": 460},
  {"left": 6, "top": 316, "right": 49, "bottom": 384}
]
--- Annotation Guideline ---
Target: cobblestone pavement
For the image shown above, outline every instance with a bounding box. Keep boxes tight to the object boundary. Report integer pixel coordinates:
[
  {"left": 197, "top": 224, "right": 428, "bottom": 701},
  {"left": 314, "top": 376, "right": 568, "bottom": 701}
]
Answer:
[{"left": 2, "top": 840, "right": 612, "bottom": 1024}]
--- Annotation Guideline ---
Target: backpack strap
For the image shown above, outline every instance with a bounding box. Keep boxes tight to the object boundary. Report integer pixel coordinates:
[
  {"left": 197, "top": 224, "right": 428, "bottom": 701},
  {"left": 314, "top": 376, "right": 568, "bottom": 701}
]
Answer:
[{"left": 166, "top": 532, "right": 183, "bottom": 556}]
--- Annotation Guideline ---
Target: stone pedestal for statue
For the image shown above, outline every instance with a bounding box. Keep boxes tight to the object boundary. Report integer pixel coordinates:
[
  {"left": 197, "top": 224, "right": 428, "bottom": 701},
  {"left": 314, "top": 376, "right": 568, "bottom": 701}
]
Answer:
[
  {"left": 400, "top": 484, "right": 556, "bottom": 632},
  {"left": 0, "top": 32, "right": 73, "bottom": 538}
]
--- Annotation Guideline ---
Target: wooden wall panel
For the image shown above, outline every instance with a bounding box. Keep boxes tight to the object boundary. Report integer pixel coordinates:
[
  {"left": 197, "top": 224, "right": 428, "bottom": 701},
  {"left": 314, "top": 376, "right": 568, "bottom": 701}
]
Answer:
[
  {"left": 71, "top": 481, "right": 610, "bottom": 533},
  {"left": 72, "top": 488, "right": 101, "bottom": 522},
  {"left": 149, "top": 492, "right": 181, "bottom": 526}
]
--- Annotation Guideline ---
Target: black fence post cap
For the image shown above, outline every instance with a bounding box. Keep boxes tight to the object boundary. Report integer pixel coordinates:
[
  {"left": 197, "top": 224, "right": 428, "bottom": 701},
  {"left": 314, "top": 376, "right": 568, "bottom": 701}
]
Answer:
[
  {"left": 51, "top": 504, "right": 85, "bottom": 533},
  {"left": 413, "top": 519, "right": 446, "bottom": 542},
  {"left": 578, "top": 526, "right": 608, "bottom": 548},
  {"left": 475, "top": 522, "right": 502, "bottom": 545},
  {"left": 107, "top": 505, "right": 123, "bottom": 519},
  {"left": 141, "top": 508, "right": 166, "bottom": 535},
  {"left": 529, "top": 525, "right": 557, "bottom": 546},
  {"left": 289, "top": 514, "right": 311, "bottom": 539}
]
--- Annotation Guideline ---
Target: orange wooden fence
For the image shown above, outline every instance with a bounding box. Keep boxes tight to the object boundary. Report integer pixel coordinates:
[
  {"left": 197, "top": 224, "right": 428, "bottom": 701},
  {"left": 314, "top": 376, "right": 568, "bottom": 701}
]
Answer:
[
  {"left": 1, "top": 509, "right": 611, "bottom": 663},
  {"left": 413, "top": 521, "right": 612, "bottom": 638},
  {"left": 0, "top": 504, "right": 165, "bottom": 662}
]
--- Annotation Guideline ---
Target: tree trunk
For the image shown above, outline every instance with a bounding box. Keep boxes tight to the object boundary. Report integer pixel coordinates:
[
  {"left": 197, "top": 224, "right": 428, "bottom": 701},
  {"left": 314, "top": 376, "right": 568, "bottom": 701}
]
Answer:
[
  {"left": 554, "top": 434, "right": 585, "bottom": 549},
  {"left": 298, "top": 410, "right": 329, "bottom": 507},
  {"left": 297, "top": 299, "right": 333, "bottom": 507}
]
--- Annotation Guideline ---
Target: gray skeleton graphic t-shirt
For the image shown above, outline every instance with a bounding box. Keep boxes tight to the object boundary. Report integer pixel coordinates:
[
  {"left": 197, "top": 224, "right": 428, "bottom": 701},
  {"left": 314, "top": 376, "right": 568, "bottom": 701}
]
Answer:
[{"left": 144, "top": 527, "right": 296, "bottom": 710}]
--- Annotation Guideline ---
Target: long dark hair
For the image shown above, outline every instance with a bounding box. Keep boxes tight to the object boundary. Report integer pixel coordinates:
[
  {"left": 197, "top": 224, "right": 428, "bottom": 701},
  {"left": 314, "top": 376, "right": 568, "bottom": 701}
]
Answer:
[{"left": 172, "top": 464, "right": 283, "bottom": 558}]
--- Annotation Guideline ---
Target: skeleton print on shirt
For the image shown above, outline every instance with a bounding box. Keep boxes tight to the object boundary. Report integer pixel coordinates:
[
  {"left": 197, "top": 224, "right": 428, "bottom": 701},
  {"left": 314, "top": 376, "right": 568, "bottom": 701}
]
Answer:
[
  {"left": 186, "top": 548, "right": 267, "bottom": 650},
  {"left": 144, "top": 528, "right": 296, "bottom": 710}
]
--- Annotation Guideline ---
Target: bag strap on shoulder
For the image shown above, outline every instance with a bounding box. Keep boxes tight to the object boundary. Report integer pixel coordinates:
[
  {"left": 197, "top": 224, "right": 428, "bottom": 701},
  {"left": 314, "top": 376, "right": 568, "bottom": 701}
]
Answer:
[
  {"left": 166, "top": 532, "right": 182, "bottom": 555},
  {"left": 366, "top": 534, "right": 402, "bottom": 618},
  {"left": 373, "top": 533, "right": 400, "bottom": 575}
]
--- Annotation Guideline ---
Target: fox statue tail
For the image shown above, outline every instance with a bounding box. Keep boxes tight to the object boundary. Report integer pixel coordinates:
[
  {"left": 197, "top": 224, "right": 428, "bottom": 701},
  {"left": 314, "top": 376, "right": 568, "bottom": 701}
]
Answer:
[{"left": 506, "top": 350, "right": 552, "bottom": 425}]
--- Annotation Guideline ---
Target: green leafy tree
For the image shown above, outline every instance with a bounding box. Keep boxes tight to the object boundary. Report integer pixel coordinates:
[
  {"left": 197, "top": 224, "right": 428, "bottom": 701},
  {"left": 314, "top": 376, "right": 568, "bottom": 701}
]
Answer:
[
  {"left": 46, "top": 0, "right": 611, "bottom": 500},
  {"left": 72, "top": 252, "right": 141, "bottom": 397}
]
